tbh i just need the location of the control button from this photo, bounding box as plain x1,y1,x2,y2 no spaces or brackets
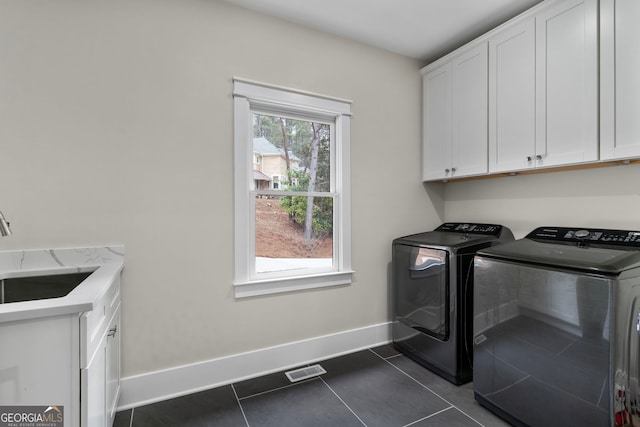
574,230,590,238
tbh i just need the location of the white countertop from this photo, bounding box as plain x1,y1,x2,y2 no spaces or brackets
0,246,124,323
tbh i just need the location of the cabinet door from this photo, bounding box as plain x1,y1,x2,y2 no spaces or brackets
451,42,488,178
535,0,598,167
601,0,640,160
106,306,121,427
82,334,106,427
488,18,536,173
423,62,452,181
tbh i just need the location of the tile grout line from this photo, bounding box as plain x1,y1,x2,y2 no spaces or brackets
369,347,452,404
236,376,320,401
457,408,488,427
319,376,367,427
402,406,457,427
384,352,404,360
231,383,251,427
369,348,491,426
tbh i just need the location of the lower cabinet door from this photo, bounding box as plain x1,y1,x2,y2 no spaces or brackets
106,306,121,427
81,334,107,427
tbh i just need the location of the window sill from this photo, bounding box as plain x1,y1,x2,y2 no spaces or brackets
233,270,354,298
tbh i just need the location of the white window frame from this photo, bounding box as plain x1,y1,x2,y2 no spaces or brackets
233,78,353,298
271,174,284,190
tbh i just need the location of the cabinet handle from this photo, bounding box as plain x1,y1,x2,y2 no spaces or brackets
527,156,533,161
536,154,542,160
445,168,450,173
451,167,456,172
107,326,118,338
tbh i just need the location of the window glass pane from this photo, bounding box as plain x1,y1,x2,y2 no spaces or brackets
255,195,333,273
253,114,331,192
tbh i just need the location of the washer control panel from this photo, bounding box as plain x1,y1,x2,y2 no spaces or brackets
527,227,640,247
435,223,503,235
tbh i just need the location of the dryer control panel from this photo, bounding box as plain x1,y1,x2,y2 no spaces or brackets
527,226,640,247
435,223,504,235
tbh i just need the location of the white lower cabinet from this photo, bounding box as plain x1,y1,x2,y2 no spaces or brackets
0,315,81,426
105,309,121,427
81,276,121,427
600,0,640,160
0,273,121,427
82,304,120,427
83,338,107,427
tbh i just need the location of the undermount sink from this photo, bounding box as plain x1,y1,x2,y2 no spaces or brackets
0,272,93,304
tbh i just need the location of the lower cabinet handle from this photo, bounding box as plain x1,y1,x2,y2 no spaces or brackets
536,154,542,160
445,168,450,173
451,167,456,172
527,156,533,161
108,326,118,338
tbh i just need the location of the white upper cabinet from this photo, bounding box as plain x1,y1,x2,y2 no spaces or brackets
535,0,598,168
488,0,598,174
451,44,489,178
423,62,452,181
423,0,603,181
423,43,488,181
601,0,640,160
488,18,536,173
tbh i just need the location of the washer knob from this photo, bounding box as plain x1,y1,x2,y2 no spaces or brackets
574,229,590,238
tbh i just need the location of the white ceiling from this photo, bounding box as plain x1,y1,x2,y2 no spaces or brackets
224,0,544,62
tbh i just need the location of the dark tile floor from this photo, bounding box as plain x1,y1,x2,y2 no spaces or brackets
114,345,510,427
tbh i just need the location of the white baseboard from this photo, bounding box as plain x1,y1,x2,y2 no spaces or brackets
118,321,392,410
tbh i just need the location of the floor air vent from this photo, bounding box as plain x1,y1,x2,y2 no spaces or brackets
285,364,327,383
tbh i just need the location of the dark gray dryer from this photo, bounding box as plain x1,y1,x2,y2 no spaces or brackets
474,226,640,427
392,223,514,385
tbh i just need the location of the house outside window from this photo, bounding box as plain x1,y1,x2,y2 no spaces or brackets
233,79,353,298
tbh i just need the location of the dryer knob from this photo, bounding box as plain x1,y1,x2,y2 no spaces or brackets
575,229,590,239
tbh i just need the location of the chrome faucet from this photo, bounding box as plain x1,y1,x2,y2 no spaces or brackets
0,211,12,236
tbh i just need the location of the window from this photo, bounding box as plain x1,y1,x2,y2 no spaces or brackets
233,79,353,298
272,176,280,190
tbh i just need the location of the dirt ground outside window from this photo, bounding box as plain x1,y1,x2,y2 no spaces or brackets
255,197,332,258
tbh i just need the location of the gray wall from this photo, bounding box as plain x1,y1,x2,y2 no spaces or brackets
0,0,438,377
442,165,640,239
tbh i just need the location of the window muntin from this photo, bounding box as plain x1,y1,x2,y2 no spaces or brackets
233,79,352,298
